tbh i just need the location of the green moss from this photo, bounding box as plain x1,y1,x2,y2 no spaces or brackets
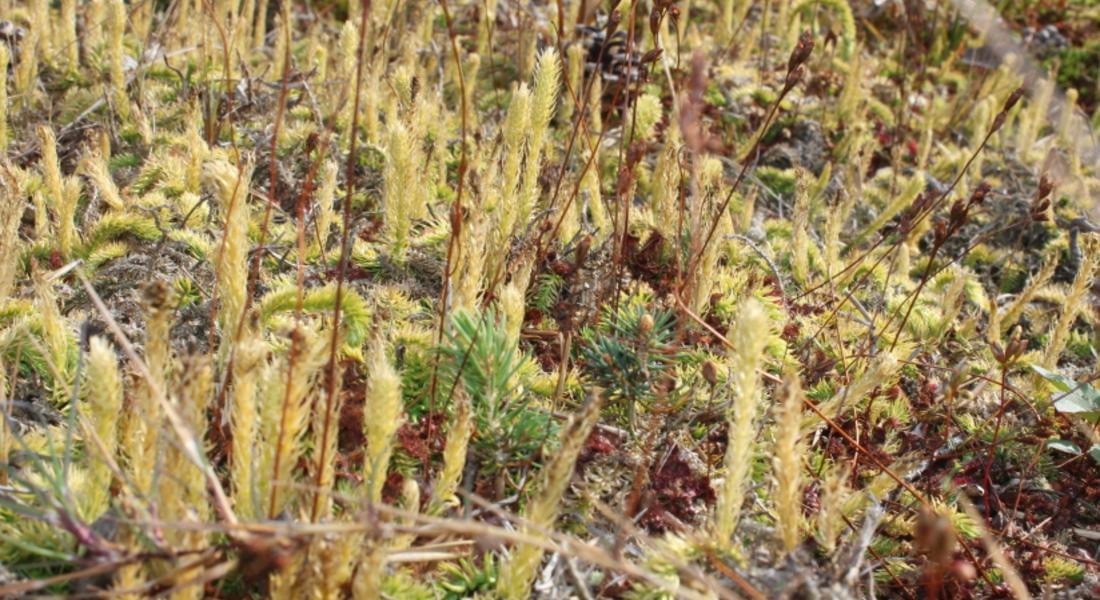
963,244,996,269
998,263,1028,293
1067,330,1095,362
259,282,371,347
704,82,728,108
118,129,144,145
1044,556,1085,583
755,166,798,197
1054,42,1099,108
79,213,161,256
108,152,142,171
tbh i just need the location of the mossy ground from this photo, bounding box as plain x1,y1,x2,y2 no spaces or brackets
1,0,1099,598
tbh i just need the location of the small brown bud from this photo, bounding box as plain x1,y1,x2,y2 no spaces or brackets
640,47,663,65
1037,175,1054,199
638,313,655,335
574,235,592,268
933,219,949,245
968,181,992,206
1006,327,1025,361
701,360,718,387
990,342,1005,363
1008,338,1028,361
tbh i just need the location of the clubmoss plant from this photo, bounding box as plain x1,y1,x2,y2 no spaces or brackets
132,0,153,44
451,211,488,312
0,165,22,299
36,126,76,257
811,352,900,429
499,282,525,352
14,28,40,102
252,0,269,50
261,328,330,518
1016,78,1054,164
713,298,772,548
30,0,51,63
259,282,371,346
1,2,1099,597
310,362,343,521
383,120,424,260
0,358,6,486
935,267,969,340
107,0,129,120
32,273,76,395
134,282,173,496
774,370,805,555
352,543,385,600
113,553,143,599
1043,235,1099,368
495,84,531,237
856,173,925,247
392,477,420,551
81,148,126,212
81,336,122,521
719,0,753,46
58,0,78,70
816,463,851,553
313,160,339,255
272,6,290,94
992,249,1058,341
651,141,680,242
496,391,604,600
205,158,253,360
516,48,560,235
165,356,213,565
1058,89,1079,144
363,338,403,504
0,44,8,151
791,172,812,284
229,333,266,520
428,386,471,515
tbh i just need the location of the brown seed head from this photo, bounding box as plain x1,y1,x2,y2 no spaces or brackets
788,30,814,73
1002,86,1026,113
